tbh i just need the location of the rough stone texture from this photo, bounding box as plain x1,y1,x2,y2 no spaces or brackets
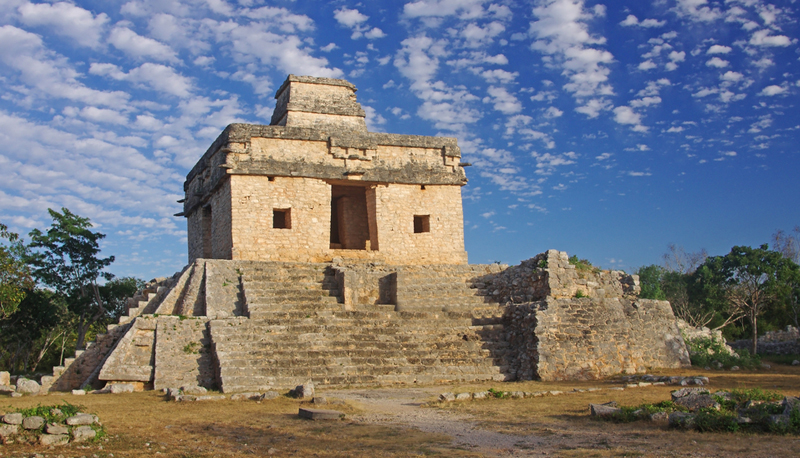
589,403,621,417
15,377,40,394
46,423,68,435
153,317,216,390
66,414,96,426
71,425,96,442
294,381,315,399
181,385,208,395
480,250,690,381
0,371,8,386
2,413,22,425
109,383,135,394
675,394,720,412
0,424,17,438
298,408,344,420
22,416,45,430
40,433,69,446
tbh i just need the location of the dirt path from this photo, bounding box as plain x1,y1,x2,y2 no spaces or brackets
324,387,557,456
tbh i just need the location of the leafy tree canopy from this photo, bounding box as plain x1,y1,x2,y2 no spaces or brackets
0,223,34,319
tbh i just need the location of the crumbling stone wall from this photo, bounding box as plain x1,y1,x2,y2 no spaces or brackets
479,250,689,381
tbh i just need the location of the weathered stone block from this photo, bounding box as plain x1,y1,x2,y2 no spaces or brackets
15,377,40,394
46,423,69,435
22,416,44,430
2,413,22,425
40,433,69,446
298,408,344,420
71,425,96,442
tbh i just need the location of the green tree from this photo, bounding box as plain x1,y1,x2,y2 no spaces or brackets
0,289,68,372
100,276,146,321
636,264,666,300
0,223,34,319
26,208,115,350
695,244,799,354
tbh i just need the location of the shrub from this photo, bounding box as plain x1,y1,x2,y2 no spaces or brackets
684,335,761,369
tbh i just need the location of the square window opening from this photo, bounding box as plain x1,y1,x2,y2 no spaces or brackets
273,208,291,229
268,176,275,182
413,215,430,234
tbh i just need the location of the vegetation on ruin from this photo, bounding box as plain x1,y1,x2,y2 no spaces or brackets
0,209,142,374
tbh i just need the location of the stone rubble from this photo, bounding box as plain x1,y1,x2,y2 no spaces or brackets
0,409,102,446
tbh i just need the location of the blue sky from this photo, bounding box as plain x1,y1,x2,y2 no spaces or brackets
0,0,798,280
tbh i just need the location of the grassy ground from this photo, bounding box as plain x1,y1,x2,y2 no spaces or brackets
1,363,799,457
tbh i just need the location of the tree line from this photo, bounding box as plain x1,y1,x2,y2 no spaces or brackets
636,228,800,355
0,208,143,374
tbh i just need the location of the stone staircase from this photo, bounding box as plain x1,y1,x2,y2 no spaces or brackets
210,262,511,392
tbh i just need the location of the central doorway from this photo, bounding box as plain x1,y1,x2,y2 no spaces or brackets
330,184,373,250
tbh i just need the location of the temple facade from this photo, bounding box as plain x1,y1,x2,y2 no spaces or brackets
181,75,469,265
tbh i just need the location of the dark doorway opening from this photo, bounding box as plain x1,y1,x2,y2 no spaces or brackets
330,185,372,250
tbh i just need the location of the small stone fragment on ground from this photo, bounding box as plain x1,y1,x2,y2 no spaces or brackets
298,408,344,420
109,383,135,394
589,402,620,417
455,392,472,401
181,385,208,395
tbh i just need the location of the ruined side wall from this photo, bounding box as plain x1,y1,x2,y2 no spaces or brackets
489,250,689,381
154,317,216,390
229,175,331,262
522,298,688,381
374,184,468,265
187,211,203,263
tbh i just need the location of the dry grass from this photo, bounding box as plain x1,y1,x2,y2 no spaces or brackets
0,392,473,457
434,365,800,457
1,365,799,457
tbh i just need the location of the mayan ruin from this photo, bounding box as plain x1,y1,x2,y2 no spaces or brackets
34,75,690,395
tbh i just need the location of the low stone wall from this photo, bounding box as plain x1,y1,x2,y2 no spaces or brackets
730,326,800,355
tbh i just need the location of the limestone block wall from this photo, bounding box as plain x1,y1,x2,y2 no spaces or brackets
154,317,215,390
373,184,467,265
229,175,331,262
504,297,690,381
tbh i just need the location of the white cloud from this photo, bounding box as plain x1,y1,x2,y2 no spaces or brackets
759,85,786,96
333,8,368,27
109,27,178,62
18,1,109,48
529,0,615,109
666,126,684,133
544,106,563,118
0,25,129,107
404,0,487,19
706,57,729,68
753,57,774,69
532,151,577,175
749,29,791,47
674,0,723,22
484,86,522,114
613,105,647,131
620,15,665,28
638,60,657,71
720,71,743,82
479,69,518,83
627,171,652,177
707,44,732,54
90,62,193,98
630,96,661,108
575,98,611,118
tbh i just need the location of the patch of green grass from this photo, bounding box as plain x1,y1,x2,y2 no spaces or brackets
16,402,83,423
685,336,762,369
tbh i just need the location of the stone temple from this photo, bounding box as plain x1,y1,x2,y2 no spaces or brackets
41,75,690,394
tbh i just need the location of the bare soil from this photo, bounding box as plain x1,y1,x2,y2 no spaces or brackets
2,364,800,457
